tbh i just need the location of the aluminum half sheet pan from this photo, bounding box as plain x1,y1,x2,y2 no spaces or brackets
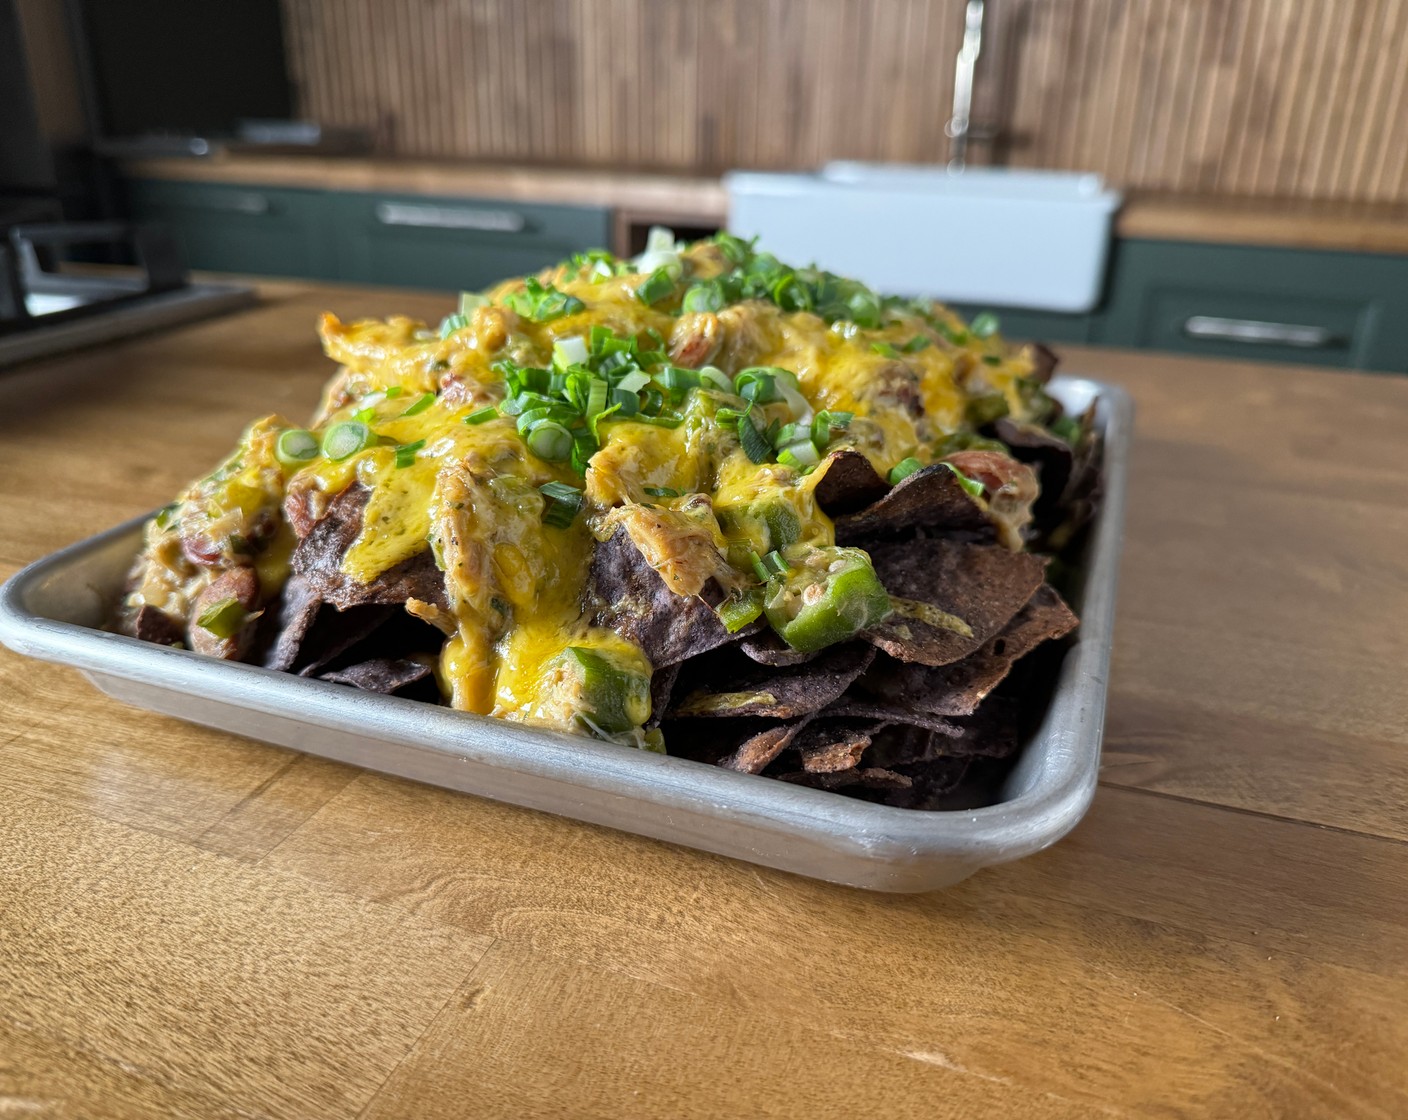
0,377,1130,892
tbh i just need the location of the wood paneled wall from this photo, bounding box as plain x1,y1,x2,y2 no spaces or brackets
280,0,1408,203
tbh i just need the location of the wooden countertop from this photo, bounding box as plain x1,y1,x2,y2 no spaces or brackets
2,284,1407,1117
125,154,1408,255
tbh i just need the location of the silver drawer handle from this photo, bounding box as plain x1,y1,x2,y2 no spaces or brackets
1183,315,1336,348
192,192,270,215
374,202,527,233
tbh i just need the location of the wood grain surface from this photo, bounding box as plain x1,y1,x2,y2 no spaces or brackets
2,283,1407,1118
277,0,1408,204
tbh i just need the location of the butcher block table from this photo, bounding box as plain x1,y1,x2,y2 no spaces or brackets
2,281,1405,1119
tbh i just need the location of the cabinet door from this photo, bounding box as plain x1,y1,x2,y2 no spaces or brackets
1095,240,1408,372
124,180,335,278
331,192,612,292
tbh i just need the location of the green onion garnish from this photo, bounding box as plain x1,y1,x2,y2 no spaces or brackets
352,406,376,424
154,502,180,531
761,550,790,577
440,313,469,338
747,550,771,582
195,597,248,640
553,336,590,369
778,440,820,467
636,266,678,305
322,421,373,462
504,278,585,322
901,336,931,353
698,366,733,394
970,312,1001,339
942,461,987,499
540,481,585,528
888,457,924,485
733,368,778,403
385,386,405,398
643,486,680,498
871,342,901,358
275,428,320,470
465,406,498,425
982,353,1002,365
682,281,725,314
401,391,436,417
737,414,772,464
526,421,574,461
394,439,426,469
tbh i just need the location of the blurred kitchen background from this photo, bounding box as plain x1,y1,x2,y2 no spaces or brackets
4,0,1407,370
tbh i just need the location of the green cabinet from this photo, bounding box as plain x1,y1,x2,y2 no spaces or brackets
125,176,1408,371
1093,240,1408,373
125,179,337,279
946,304,1097,346
329,191,611,292
124,179,611,294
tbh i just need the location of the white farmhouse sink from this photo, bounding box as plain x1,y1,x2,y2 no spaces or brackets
725,165,1121,313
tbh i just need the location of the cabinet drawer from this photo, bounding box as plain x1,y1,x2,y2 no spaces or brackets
124,180,335,278
1096,240,1408,371
331,192,611,292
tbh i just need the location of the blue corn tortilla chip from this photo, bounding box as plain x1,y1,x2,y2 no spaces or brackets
833,463,994,545
319,656,436,696
588,526,760,669
671,643,874,720
292,484,448,612
861,583,1077,717
863,538,1047,667
812,449,890,517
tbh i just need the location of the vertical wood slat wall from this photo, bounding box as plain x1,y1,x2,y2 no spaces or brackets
280,0,1408,204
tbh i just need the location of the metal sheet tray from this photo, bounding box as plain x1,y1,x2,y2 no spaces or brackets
0,377,1130,892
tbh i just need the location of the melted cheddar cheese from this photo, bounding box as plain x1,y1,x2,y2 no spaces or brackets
121,235,1049,744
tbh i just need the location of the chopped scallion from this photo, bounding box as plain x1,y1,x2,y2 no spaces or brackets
401,391,436,417
526,421,574,461
322,421,373,462
737,414,772,464
635,266,678,305
761,550,790,577
553,335,590,369
439,313,469,338
888,457,924,485
942,461,987,499
539,481,585,528
465,406,499,425
275,428,320,470
970,312,1001,338
394,439,426,469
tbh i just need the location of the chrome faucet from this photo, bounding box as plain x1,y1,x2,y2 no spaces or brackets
946,0,988,169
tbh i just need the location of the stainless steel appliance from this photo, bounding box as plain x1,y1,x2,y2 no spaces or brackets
0,216,253,368
1,0,253,368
